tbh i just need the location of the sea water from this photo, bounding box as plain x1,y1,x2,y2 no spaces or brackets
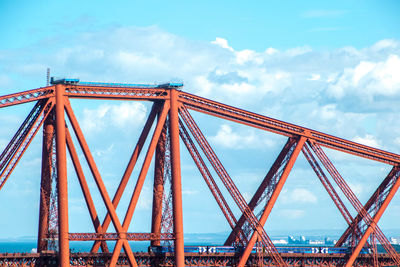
0,241,150,253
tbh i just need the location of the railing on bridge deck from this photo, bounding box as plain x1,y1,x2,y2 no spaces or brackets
0,252,396,266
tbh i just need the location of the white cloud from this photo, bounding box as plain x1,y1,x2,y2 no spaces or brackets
2,25,400,234
94,143,115,157
137,186,153,210
328,54,400,99
308,74,321,81
347,182,364,197
1,28,393,153
209,124,249,149
279,209,305,219
236,49,263,65
285,46,312,57
371,39,399,51
352,135,380,148
265,47,279,55
209,124,275,149
211,37,234,52
352,61,375,86
81,102,147,134
281,188,318,204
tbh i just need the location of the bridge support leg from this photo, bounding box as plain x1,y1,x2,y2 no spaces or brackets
90,104,158,253
336,166,398,247
55,84,69,266
345,169,400,267
225,138,294,245
237,136,306,267
169,89,185,267
151,120,167,246
66,128,108,252
37,110,54,252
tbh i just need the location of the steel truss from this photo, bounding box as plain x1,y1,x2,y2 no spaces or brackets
1,83,400,266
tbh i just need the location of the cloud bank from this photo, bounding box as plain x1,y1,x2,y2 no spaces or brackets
1,26,399,154
1,26,400,233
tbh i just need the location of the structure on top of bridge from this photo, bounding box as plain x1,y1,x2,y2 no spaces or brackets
0,78,400,267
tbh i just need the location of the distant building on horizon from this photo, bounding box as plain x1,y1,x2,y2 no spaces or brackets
288,236,309,245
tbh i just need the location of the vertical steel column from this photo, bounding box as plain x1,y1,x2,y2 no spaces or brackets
151,119,167,246
169,89,185,267
55,85,69,266
37,110,54,252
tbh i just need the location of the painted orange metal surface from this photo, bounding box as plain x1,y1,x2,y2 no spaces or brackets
151,117,167,247
37,112,55,252
66,128,109,253
225,138,296,246
336,166,400,247
91,103,158,253
55,85,69,267
179,120,240,240
169,89,185,267
237,137,306,267
1,83,400,266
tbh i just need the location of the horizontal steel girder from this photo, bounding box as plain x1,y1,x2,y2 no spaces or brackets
68,232,175,241
0,252,396,266
1,85,400,164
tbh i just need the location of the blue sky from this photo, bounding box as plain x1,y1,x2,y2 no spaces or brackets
0,0,400,243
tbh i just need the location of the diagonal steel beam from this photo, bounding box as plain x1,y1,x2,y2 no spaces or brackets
109,101,169,267
237,136,306,267
0,98,54,191
345,166,400,267
91,102,159,252
309,141,400,266
121,101,170,230
179,105,287,267
65,127,108,253
302,143,361,239
64,99,137,267
336,166,399,247
225,137,296,246
0,100,47,169
302,142,370,249
179,119,243,243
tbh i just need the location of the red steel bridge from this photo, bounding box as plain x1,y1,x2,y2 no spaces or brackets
1,79,400,266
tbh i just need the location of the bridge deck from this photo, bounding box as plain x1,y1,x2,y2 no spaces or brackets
0,252,395,266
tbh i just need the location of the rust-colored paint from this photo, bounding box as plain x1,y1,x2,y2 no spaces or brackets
169,89,185,267
151,118,167,246
55,85,69,267
91,103,158,253
66,128,109,252
1,83,400,266
225,138,295,245
37,110,54,252
237,137,306,267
